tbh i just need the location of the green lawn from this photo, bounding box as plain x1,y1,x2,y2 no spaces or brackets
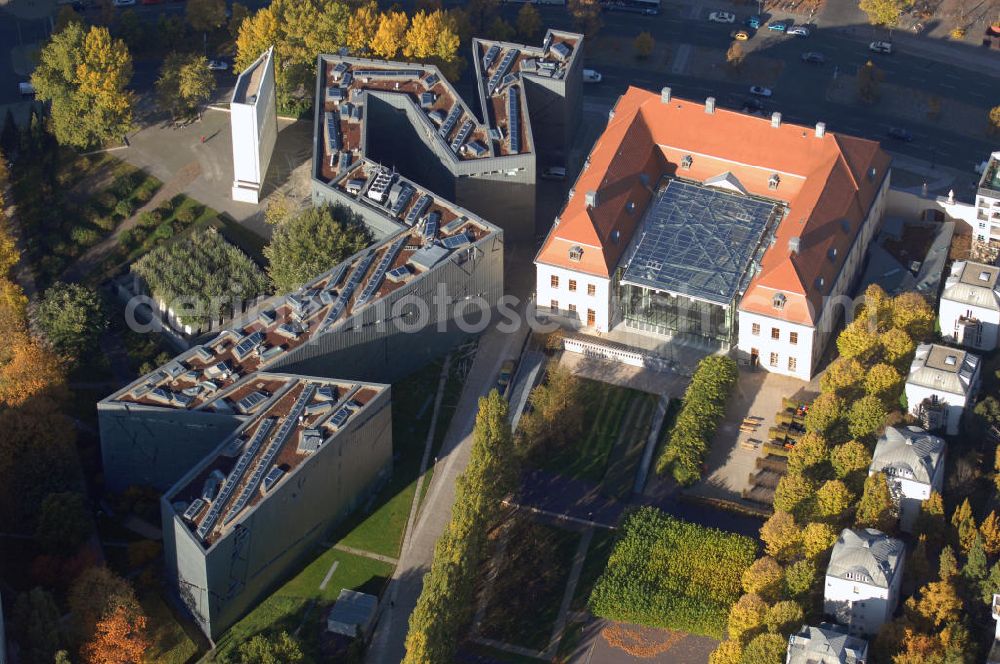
602,393,657,500
480,520,581,651
334,360,443,557
211,548,392,662
142,590,202,664
539,379,654,486
571,528,618,612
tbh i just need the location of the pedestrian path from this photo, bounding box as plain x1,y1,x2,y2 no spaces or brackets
542,527,595,659
331,544,398,566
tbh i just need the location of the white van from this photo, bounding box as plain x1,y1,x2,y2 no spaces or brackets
19,81,35,97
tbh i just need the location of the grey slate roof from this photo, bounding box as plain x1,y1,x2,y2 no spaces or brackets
827,528,903,589
870,425,945,486
941,261,1000,311
786,623,869,664
906,343,979,397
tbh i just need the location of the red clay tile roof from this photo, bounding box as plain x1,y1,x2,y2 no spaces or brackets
535,87,890,326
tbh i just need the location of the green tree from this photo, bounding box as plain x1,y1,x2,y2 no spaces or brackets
859,0,904,28
773,472,817,520
760,510,801,562
990,106,1000,135
864,363,902,404
515,3,541,41
114,9,145,51
234,631,303,664
982,561,1000,604
519,364,584,451
264,204,371,293
764,600,803,635
802,522,838,559
568,0,602,36
830,440,872,491
156,52,215,120
32,24,135,148
952,498,978,553
857,60,883,104
804,392,847,440
727,593,767,643
880,327,915,366
186,0,227,33
847,395,887,440
963,533,988,596
815,479,854,521
855,472,896,532
939,544,958,581
12,587,63,664
32,282,105,364
821,357,866,398
740,632,787,664
783,559,817,599
35,491,92,554
837,319,879,360
487,16,515,42
742,556,783,601
634,31,655,59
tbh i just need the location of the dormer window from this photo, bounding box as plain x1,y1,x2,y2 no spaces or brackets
611,230,620,244
868,167,877,182
827,247,838,262
772,293,786,310
815,277,825,290
569,245,583,262
768,173,780,190
681,155,693,170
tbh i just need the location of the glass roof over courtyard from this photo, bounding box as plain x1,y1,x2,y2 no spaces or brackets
620,178,784,305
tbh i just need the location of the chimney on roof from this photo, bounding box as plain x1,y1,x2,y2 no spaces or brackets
815,122,826,138
788,236,801,254
661,87,672,103
705,97,716,114
585,190,599,208
771,112,782,128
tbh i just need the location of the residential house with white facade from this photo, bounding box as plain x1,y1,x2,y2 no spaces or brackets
786,623,868,664
869,425,945,533
939,261,1000,351
534,86,890,380
974,151,1000,246
904,343,980,436
824,528,904,636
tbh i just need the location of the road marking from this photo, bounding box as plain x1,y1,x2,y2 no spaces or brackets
319,560,339,591
671,44,692,75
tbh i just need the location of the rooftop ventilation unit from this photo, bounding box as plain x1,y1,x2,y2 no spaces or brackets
661,87,672,103
788,236,801,254
771,112,782,128
705,97,715,114
815,122,826,138
585,191,599,208
366,168,395,204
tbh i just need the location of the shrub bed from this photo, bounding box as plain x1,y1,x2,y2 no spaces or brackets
655,355,738,485
589,506,756,637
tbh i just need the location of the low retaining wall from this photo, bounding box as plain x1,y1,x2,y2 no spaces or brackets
562,334,676,373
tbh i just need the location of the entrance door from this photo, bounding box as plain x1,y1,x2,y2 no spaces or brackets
750,348,760,368
587,309,596,326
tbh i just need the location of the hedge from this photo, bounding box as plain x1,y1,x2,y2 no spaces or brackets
588,507,756,637
656,355,738,485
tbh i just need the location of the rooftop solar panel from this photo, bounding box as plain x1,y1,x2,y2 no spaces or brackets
353,69,420,79
439,105,462,139
450,119,474,153
482,44,501,72
319,252,376,332
355,236,407,308
389,183,415,217
404,194,433,226
488,49,519,94
441,232,471,249
620,179,781,305
507,86,521,153
424,73,439,87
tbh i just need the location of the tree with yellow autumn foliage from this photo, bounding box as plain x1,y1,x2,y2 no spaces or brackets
346,1,379,53
370,11,409,59
82,605,150,664
403,9,460,64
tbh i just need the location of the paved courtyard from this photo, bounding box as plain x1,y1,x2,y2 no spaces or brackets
559,352,691,397
683,369,818,507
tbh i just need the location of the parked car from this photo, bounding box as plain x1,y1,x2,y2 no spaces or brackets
731,29,750,41
708,11,736,23
767,21,788,32
749,85,773,97
887,127,913,142
496,360,516,397
869,40,893,54
541,166,567,180
800,51,825,64
207,60,229,71
18,81,35,97
582,68,602,83
787,25,811,36
746,14,763,28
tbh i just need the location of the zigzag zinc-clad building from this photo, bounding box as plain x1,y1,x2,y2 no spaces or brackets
310,30,583,242
161,373,391,639
99,207,502,493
